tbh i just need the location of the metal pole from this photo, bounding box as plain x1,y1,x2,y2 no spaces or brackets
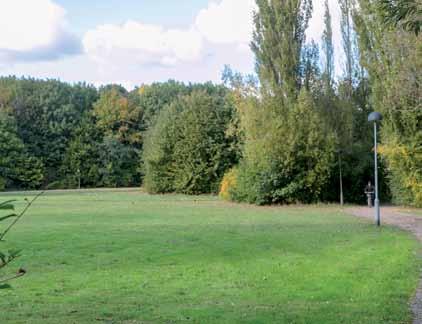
77,169,81,190
374,122,380,226
339,153,344,206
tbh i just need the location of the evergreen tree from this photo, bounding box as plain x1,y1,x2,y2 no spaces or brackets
60,115,103,188
144,89,237,194
0,111,43,190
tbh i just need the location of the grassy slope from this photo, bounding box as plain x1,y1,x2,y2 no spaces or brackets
0,190,420,323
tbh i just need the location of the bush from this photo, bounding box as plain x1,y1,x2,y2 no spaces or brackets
143,89,238,194
219,168,238,201
230,90,336,205
143,103,179,193
379,142,422,207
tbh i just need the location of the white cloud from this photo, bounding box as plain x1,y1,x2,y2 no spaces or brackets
92,79,136,91
1,0,347,85
195,0,256,44
307,0,342,44
82,0,257,69
83,21,203,67
0,0,80,62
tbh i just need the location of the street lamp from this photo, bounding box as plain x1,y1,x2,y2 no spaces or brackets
368,112,383,226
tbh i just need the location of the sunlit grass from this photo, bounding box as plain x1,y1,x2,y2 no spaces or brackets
0,190,419,323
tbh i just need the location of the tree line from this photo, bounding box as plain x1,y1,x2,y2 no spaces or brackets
0,79,227,190
0,0,420,207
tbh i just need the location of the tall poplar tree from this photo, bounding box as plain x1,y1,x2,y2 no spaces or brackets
226,0,336,205
340,0,354,92
322,0,334,91
252,0,313,104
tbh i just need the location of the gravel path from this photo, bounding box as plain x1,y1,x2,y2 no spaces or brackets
347,206,422,324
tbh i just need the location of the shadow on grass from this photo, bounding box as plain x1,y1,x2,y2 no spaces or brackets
0,283,12,289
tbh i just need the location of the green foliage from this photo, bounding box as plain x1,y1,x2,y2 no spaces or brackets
144,89,238,194
300,41,321,92
232,90,336,205
354,0,422,206
0,77,98,186
0,78,204,190
59,122,101,189
89,86,144,187
339,0,355,89
135,80,190,129
0,111,43,190
379,0,421,35
379,139,422,207
252,0,313,103
93,86,142,145
97,136,141,188
231,2,336,205
322,0,334,90
143,103,180,193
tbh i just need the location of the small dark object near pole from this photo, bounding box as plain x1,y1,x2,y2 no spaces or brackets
368,112,383,226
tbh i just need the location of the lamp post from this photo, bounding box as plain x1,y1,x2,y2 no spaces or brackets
368,112,383,226
76,168,81,190
338,149,344,206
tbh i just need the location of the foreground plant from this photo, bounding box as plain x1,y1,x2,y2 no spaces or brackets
0,192,43,284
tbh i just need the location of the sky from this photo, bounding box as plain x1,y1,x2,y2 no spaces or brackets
0,0,342,90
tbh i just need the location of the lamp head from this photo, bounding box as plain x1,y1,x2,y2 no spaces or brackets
368,112,383,122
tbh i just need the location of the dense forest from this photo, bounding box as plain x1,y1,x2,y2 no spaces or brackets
0,0,420,206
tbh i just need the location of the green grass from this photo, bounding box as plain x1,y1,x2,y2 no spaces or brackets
0,190,420,323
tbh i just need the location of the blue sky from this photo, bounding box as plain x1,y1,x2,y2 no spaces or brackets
55,0,211,33
0,0,342,90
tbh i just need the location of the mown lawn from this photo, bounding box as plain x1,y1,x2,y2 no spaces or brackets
0,190,420,323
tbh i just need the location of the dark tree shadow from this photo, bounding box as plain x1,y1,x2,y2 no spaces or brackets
0,284,12,290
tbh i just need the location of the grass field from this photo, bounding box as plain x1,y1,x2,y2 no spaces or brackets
0,190,420,323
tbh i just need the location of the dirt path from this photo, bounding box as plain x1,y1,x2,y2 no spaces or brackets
347,207,422,324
